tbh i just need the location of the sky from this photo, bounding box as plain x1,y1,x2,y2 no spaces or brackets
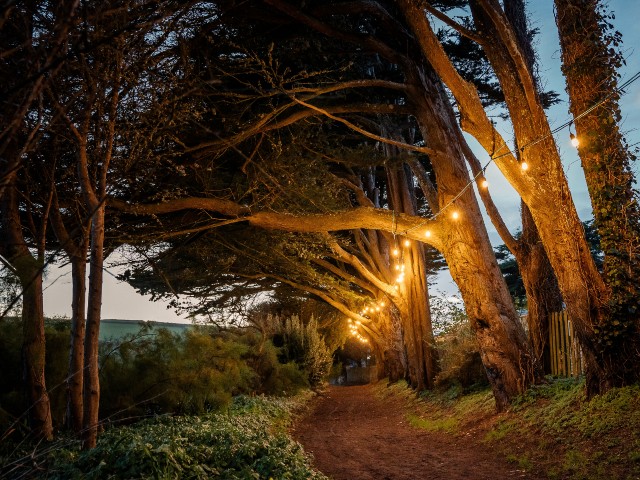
41,0,640,322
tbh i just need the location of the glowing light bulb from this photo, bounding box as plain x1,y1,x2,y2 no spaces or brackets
356,320,361,325
392,248,399,257
348,319,352,323
395,264,400,271
424,230,431,238
403,239,410,247
452,211,460,220
379,301,385,307
481,179,489,188
521,161,529,171
394,285,399,290
375,306,380,311
570,132,579,147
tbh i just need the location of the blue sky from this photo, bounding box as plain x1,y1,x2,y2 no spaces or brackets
43,1,640,321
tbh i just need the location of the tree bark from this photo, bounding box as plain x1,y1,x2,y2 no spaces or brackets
398,0,612,394
82,203,105,449
1,184,53,440
67,253,88,433
555,0,640,390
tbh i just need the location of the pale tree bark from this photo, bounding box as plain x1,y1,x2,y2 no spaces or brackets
555,0,640,390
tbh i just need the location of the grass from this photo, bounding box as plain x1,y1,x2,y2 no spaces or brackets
379,377,640,480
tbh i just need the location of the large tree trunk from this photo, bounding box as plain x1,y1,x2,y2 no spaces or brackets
1,185,53,440
399,0,616,395
386,164,438,390
82,204,105,449
407,66,539,410
555,0,640,390
505,0,564,373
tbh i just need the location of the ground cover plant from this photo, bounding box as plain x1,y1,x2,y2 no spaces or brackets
2,394,326,479
379,379,640,479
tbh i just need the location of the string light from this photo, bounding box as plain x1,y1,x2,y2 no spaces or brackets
379,301,385,307
392,248,400,257
481,179,489,188
570,132,579,148
424,230,431,238
399,69,640,238
451,210,460,220
403,239,410,247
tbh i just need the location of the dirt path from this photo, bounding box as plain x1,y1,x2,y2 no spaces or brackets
293,384,540,480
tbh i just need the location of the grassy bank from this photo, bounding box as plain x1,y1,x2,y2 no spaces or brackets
378,378,640,480
1,394,326,479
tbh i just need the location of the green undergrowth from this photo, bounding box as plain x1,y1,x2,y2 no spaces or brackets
2,393,326,480
379,378,640,480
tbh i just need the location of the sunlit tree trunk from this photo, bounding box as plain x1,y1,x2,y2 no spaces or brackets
407,65,539,409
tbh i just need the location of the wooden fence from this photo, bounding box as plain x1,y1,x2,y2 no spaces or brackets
549,311,584,377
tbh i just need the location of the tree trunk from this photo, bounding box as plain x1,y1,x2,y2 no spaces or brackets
555,0,640,391
386,164,438,390
82,204,105,449
407,66,539,410
1,185,53,440
519,204,563,373
504,0,564,374
67,253,88,433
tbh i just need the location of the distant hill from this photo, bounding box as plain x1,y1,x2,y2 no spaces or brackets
99,319,192,340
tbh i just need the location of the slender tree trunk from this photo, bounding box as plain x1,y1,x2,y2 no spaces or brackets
67,252,87,433
555,0,640,391
82,204,105,449
1,185,53,440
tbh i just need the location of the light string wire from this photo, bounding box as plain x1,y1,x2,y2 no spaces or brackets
403,69,640,235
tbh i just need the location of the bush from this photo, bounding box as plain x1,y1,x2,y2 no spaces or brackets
269,314,333,387
434,322,487,390
47,395,326,480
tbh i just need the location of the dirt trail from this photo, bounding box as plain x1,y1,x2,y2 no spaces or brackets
293,384,540,480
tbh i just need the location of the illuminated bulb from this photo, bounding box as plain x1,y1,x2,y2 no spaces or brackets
403,239,410,247
481,179,489,189
356,320,361,325
401,264,405,272
452,211,460,220
424,230,431,238
521,161,529,171
375,306,380,311
395,264,400,271
394,285,399,290
348,319,352,323
392,248,400,257
379,301,385,307
570,132,579,147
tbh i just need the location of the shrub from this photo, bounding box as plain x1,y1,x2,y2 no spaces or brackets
47,395,326,480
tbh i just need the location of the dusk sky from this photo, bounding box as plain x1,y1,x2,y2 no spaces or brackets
42,0,640,322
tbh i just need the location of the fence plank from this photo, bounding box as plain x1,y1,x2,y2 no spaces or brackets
546,310,584,377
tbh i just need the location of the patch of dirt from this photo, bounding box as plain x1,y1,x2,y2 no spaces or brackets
293,384,541,480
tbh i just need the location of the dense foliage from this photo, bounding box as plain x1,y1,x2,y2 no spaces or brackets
0,313,333,436
2,395,326,480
